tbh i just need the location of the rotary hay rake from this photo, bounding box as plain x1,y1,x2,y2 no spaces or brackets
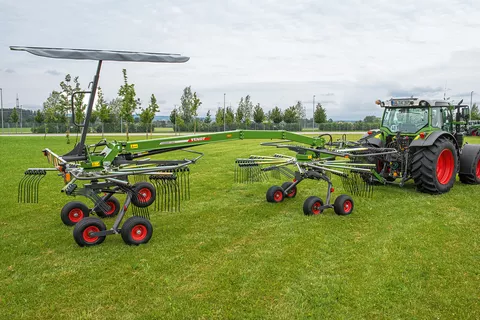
12,45,396,247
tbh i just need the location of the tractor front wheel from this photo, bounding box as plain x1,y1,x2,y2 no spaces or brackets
281,182,297,198
303,196,324,215
73,217,107,247
266,186,284,203
61,201,89,226
411,137,458,194
121,216,153,245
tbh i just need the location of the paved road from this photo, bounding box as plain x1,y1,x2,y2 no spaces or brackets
0,131,367,137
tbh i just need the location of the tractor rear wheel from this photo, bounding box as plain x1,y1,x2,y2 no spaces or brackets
73,217,107,247
281,182,297,198
61,201,89,226
411,137,458,194
266,186,284,203
95,195,120,218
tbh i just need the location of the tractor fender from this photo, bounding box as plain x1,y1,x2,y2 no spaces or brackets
409,131,459,150
459,144,480,175
359,131,383,147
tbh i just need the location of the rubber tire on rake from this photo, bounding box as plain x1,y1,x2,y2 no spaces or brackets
303,196,324,215
281,182,297,198
121,216,153,246
131,182,156,208
95,195,121,218
266,186,284,203
61,201,90,226
73,217,107,247
333,195,354,216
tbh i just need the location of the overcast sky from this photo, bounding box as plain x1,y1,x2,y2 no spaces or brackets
1,0,480,120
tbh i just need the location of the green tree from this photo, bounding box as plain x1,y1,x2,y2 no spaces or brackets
215,107,224,127
236,97,245,125
283,105,298,124
471,103,480,120
43,90,61,138
270,106,283,124
72,76,86,130
118,69,139,141
244,95,253,126
363,115,380,123
139,106,153,139
204,110,212,124
95,87,110,137
34,110,44,126
58,74,73,143
253,103,265,127
10,107,19,133
226,106,235,125
180,86,193,124
314,103,327,127
148,94,160,137
191,92,202,133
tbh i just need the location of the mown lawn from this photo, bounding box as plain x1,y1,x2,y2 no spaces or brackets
0,134,479,319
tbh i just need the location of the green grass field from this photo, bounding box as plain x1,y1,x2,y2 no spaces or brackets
1,134,479,319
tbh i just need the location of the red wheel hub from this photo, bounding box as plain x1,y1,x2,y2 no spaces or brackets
131,224,147,241
312,201,322,215
343,200,352,213
83,226,100,243
105,201,116,216
287,187,296,197
273,190,283,202
68,208,84,223
476,159,480,179
138,188,152,203
436,149,454,185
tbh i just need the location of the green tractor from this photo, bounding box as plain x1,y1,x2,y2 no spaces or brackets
359,97,480,194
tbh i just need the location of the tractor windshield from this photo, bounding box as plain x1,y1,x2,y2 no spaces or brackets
382,107,429,133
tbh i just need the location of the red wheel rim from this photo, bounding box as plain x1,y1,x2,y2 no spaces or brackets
138,188,152,203
288,187,296,197
476,159,480,179
343,200,352,213
273,190,283,202
105,201,116,216
312,201,322,215
131,224,147,241
68,208,84,223
436,149,454,185
83,226,100,243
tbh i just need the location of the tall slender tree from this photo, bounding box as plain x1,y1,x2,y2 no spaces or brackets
118,69,139,141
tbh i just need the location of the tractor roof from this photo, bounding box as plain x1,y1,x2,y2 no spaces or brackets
382,98,450,107
10,46,190,63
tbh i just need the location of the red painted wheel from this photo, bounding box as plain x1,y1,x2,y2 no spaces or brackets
303,196,324,215
281,182,297,198
266,186,284,203
73,217,107,247
334,195,354,216
61,201,89,226
436,149,454,185
476,159,480,179
121,216,153,245
131,182,156,208
95,195,120,218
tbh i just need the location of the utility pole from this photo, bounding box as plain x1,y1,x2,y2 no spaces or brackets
223,93,226,131
0,88,3,132
312,95,315,131
471,91,474,108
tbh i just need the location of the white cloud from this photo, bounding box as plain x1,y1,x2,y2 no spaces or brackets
1,0,480,119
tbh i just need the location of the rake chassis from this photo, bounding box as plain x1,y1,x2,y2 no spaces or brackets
13,46,386,247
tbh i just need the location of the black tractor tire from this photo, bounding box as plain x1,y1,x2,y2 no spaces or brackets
266,186,284,203
121,216,153,246
459,149,480,184
303,196,324,216
333,194,354,216
131,182,156,208
95,195,121,218
411,136,458,194
61,201,89,226
281,182,297,198
73,217,107,247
